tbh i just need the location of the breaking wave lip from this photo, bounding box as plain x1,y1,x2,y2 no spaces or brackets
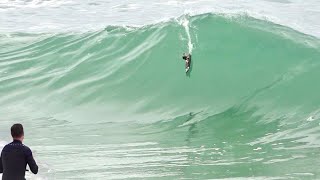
1,0,320,38
1,13,319,52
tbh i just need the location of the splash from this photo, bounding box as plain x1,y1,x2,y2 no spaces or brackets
181,17,193,54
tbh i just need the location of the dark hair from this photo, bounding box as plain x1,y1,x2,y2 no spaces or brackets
11,123,24,138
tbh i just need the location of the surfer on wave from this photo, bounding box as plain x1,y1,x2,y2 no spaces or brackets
182,53,191,73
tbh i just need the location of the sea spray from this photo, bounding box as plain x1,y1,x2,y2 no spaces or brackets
179,16,194,54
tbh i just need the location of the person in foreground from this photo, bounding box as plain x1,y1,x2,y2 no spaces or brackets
0,124,38,180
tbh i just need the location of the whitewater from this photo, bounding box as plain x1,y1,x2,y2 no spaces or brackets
1,0,320,179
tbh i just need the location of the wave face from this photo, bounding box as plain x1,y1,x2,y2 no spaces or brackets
1,14,320,179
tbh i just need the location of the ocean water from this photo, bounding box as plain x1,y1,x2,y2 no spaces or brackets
1,0,320,179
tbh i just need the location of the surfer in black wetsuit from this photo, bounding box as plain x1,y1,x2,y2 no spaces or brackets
0,123,38,180
182,53,191,73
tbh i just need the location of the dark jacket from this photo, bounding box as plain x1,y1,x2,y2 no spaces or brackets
0,140,38,180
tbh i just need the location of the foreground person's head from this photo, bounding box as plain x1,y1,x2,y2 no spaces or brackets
11,123,24,142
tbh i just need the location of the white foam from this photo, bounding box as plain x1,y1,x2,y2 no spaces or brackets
307,116,315,122
0,0,319,38
179,17,194,54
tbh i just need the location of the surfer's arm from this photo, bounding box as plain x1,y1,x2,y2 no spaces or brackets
25,148,38,174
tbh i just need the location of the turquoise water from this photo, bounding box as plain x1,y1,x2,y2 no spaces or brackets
1,1,320,179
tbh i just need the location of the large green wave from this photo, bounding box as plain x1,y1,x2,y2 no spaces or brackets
1,14,319,119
